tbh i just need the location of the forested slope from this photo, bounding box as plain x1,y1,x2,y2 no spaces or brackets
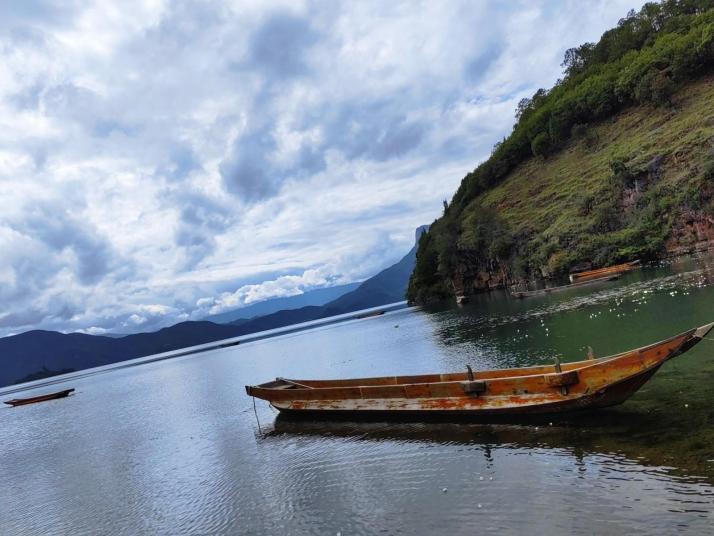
409,1,714,303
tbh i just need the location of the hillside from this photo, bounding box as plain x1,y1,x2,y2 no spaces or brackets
409,1,714,303
321,249,415,314
480,76,714,253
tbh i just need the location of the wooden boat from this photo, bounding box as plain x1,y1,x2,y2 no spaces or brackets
512,274,620,299
246,322,713,419
4,388,75,407
569,260,640,283
354,310,386,319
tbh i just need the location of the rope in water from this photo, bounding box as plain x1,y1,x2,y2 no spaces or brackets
252,395,262,434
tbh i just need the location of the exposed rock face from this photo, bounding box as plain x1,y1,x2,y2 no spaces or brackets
666,210,714,255
451,260,512,295
451,212,714,296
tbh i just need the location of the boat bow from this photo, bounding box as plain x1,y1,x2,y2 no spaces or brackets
676,321,714,355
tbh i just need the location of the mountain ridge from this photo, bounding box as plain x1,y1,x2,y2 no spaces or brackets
204,282,360,324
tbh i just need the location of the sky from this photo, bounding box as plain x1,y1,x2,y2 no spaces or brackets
0,0,644,337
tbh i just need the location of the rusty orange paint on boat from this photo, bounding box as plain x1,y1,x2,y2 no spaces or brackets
569,260,640,283
245,322,714,419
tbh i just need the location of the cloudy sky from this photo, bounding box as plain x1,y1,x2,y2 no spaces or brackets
0,0,643,337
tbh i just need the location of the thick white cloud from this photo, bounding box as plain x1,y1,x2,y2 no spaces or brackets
0,0,642,336
200,266,343,316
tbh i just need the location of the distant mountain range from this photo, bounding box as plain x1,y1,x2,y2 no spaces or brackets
204,282,360,324
0,227,426,387
221,238,420,334
0,321,243,388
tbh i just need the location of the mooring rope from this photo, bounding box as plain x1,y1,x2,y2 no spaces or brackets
252,396,262,434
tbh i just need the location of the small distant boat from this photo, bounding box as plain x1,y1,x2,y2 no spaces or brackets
512,274,620,299
4,388,75,407
354,310,386,319
569,260,640,283
246,322,713,419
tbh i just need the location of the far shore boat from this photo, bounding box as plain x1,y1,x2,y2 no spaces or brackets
511,274,621,299
4,388,75,407
246,322,713,420
569,260,640,283
354,310,386,319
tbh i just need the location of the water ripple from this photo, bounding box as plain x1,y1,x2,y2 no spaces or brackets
4,256,714,534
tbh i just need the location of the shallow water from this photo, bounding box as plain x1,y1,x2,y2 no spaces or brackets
2,254,714,534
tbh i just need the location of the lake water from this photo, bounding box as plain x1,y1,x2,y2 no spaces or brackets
2,254,714,535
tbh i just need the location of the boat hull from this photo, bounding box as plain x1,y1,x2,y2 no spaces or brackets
246,322,713,421
569,260,640,283
4,388,75,407
269,366,661,419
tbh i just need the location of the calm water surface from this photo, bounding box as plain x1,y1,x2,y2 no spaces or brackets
2,254,714,535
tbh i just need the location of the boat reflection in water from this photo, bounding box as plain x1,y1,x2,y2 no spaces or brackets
265,410,713,484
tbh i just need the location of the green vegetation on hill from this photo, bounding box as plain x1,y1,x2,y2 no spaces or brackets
409,0,714,303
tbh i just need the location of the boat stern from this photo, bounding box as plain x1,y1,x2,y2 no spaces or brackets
245,379,276,397
246,378,302,400
694,321,714,340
